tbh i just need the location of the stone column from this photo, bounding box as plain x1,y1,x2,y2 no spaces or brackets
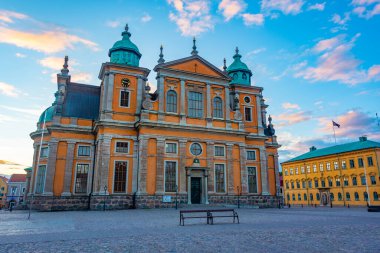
204,172,209,204
29,143,38,194
106,73,115,112
225,87,231,129
180,79,186,125
226,143,234,194
179,139,187,193
256,94,264,135
137,137,148,194
206,141,214,192
94,136,111,194
136,76,144,114
260,147,270,195
156,138,165,194
132,140,139,193
239,144,248,194
43,140,58,195
62,141,75,196
157,75,165,121
206,83,212,128
100,73,109,120
274,154,280,196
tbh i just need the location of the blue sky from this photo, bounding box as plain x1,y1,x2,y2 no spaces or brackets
0,0,379,172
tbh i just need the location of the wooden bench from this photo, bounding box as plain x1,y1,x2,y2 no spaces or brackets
179,209,239,226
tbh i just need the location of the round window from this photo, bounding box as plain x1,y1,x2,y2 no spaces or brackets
244,96,251,104
190,143,202,156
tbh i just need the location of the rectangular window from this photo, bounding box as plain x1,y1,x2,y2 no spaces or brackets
115,141,129,153
370,175,376,185
321,180,326,187
358,158,364,168
120,90,130,107
319,164,323,171
342,160,346,169
35,165,46,194
308,180,312,188
291,181,294,189
285,182,289,189
113,161,127,193
248,167,257,193
165,161,177,192
246,150,256,160
328,178,333,187
40,147,48,158
165,142,177,154
284,169,288,176
188,91,203,118
349,159,355,168
334,161,338,170
352,177,357,186
307,166,310,173
361,175,366,185
215,164,225,193
313,164,317,173
78,146,91,157
214,146,225,157
344,178,349,186
314,180,319,188
302,181,306,188
296,181,300,188
368,157,374,166
336,178,341,187
326,163,331,171
290,169,294,175
75,164,89,193
244,107,252,122
301,166,305,174
295,168,299,175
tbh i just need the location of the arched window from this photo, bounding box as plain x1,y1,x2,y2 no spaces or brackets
213,97,223,118
292,194,295,201
346,192,351,201
166,90,177,113
338,192,342,201
310,193,313,201
364,192,368,201
355,192,359,201
316,193,320,201
304,193,307,200
242,73,247,80
233,73,238,80
374,192,379,201
298,193,301,200
330,193,334,201
287,194,290,201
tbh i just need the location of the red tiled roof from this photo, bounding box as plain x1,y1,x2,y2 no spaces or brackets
9,174,26,182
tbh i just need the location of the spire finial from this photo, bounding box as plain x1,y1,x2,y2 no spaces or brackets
235,47,239,55
61,55,69,75
268,114,272,124
158,44,165,64
223,58,227,72
122,23,131,38
191,37,198,55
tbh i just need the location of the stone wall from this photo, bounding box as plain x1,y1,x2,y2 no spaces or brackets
27,194,281,211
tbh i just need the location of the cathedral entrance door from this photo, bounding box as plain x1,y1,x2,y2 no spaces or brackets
191,177,201,204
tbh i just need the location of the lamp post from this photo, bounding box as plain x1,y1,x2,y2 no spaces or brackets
103,185,107,211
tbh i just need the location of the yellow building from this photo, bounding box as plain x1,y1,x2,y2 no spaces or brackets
0,176,8,208
282,137,380,207
28,25,281,211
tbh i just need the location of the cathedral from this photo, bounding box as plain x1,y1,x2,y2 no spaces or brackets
28,25,281,210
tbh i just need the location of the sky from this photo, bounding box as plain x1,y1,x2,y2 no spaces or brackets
0,0,379,176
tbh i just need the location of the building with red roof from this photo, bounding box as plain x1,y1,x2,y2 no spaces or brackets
7,173,27,207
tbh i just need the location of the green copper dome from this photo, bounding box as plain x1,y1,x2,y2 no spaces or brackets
227,47,252,86
38,106,54,123
108,24,142,66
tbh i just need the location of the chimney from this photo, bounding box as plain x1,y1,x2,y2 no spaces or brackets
309,146,317,152
359,136,367,142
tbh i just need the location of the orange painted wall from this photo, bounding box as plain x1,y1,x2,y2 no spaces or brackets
167,59,221,77
146,138,157,194
232,144,241,194
53,141,67,196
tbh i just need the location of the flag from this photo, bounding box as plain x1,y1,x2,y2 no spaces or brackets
332,120,340,128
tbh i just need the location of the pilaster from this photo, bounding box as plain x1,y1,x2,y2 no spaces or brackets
155,138,165,194
256,94,264,135
206,83,212,128
136,76,144,114
180,79,186,125
132,141,139,192
62,141,75,196
158,75,165,121
226,143,234,193
179,139,187,193
260,147,270,195
206,141,214,192
225,87,231,129
274,154,280,196
239,144,248,194
43,140,59,195
137,137,148,194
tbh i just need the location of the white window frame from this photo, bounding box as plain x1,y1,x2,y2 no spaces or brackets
212,96,224,119
244,106,253,122
295,168,299,175
290,168,294,175
214,145,225,157
112,160,129,194
247,166,258,194
214,163,226,193
301,166,305,174
115,141,130,154
119,90,130,108
164,160,178,193
313,164,317,173
165,142,178,154
73,163,91,194
284,169,288,176
77,145,91,157
246,150,257,161
34,164,47,194
334,161,339,170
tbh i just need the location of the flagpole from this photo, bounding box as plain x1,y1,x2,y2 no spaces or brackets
332,121,337,145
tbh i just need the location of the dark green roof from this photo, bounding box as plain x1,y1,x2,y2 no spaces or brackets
38,106,54,123
284,138,380,163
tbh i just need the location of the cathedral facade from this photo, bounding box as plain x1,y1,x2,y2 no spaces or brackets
29,25,281,210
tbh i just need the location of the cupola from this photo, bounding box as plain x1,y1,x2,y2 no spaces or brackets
227,47,252,86
108,24,142,66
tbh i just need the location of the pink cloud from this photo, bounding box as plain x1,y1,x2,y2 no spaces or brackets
352,0,380,18
261,0,304,15
282,102,300,110
218,0,247,21
241,13,264,26
308,2,325,11
273,111,312,126
0,9,27,24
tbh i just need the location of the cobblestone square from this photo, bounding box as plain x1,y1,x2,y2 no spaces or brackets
1,207,379,253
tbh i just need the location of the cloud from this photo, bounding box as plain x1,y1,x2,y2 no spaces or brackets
0,82,21,97
241,13,264,26
15,52,26,58
273,111,312,126
0,105,41,116
261,0,305,15
331,13,350,25
0,9,28,24
71,72,92,83
352,0,380,18
141,13,152,23
0,113,16,123
246,47,266,57
318,109,380,139
106,20,121,28
218,0,247,21
39,56,77,70
167,0,214,36
282,102,300,110
308,2,325,11
295,33,380,85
